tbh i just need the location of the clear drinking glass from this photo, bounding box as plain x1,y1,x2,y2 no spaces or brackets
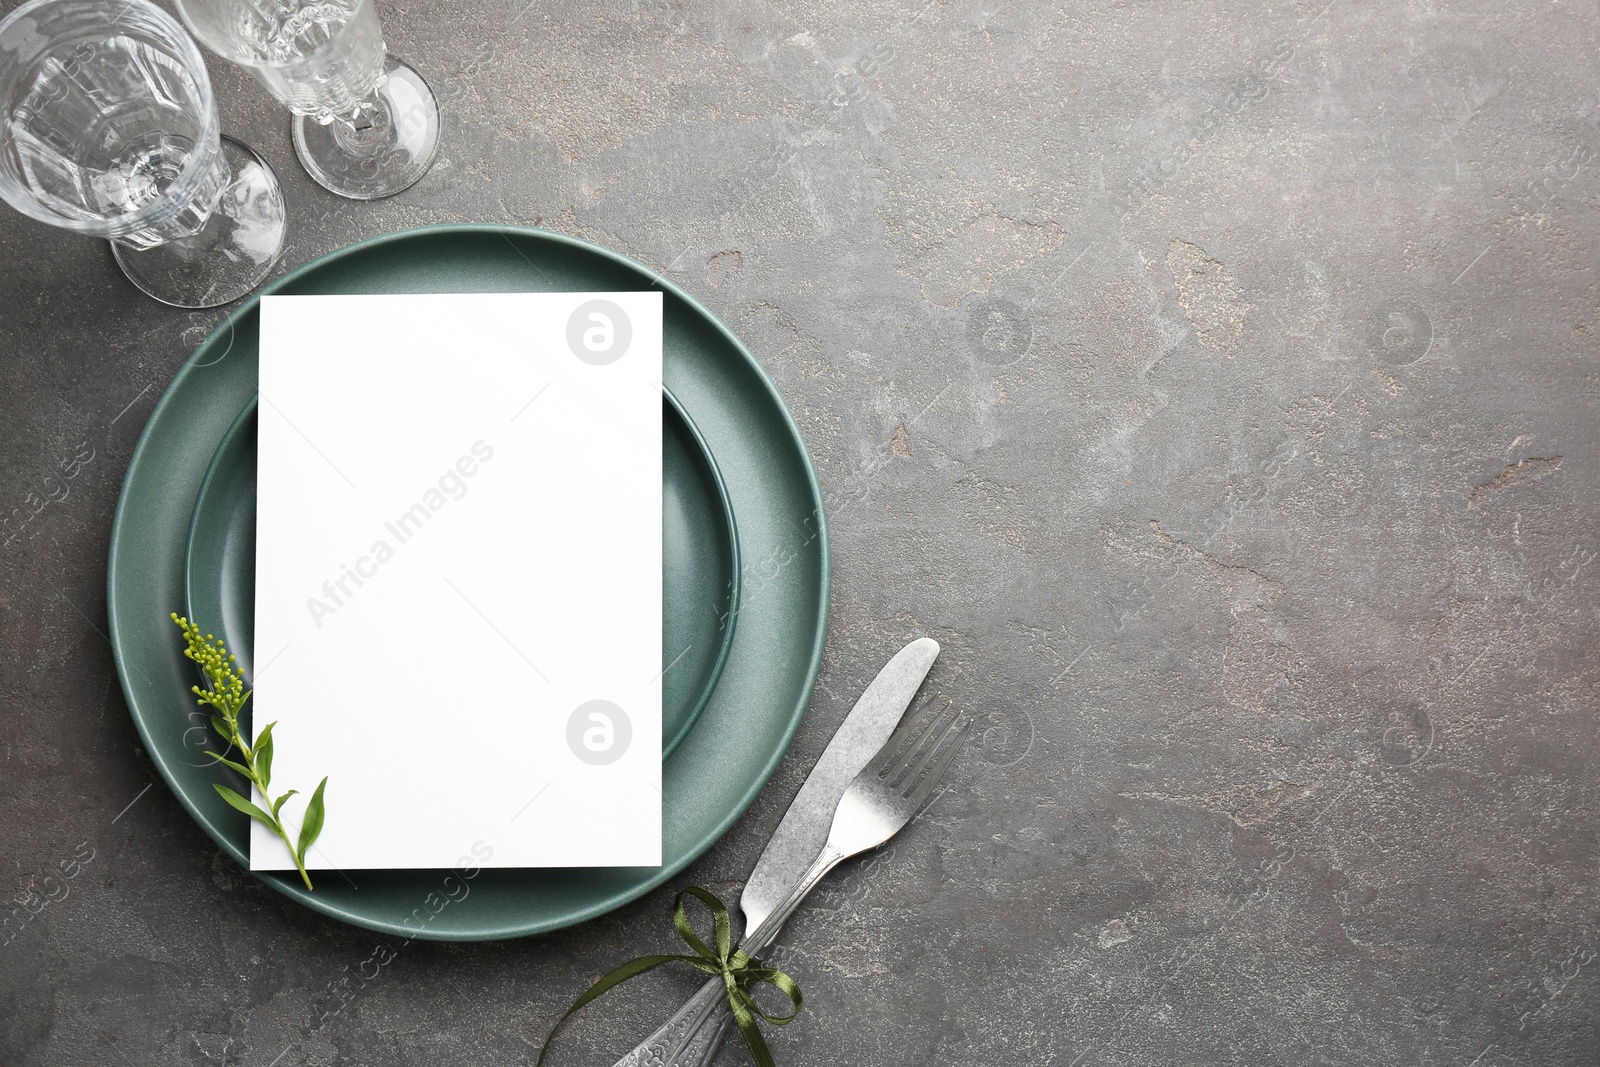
174,0,440,200
0,0,286,308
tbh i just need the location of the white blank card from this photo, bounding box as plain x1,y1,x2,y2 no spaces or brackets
251,292,662,870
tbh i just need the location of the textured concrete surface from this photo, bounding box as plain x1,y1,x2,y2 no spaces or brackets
3,0,1600,1064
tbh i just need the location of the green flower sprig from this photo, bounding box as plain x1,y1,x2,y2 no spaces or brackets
172,614,328,891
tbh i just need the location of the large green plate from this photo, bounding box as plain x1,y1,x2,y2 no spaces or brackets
107,225,830,940
184,391,739,761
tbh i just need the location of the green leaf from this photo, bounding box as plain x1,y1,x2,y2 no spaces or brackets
297,776,329,863
254,722,276,790
271,789,299,817
214,783,277,830
209,714,231,741
204,752,253,778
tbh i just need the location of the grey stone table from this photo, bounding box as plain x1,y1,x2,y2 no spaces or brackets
3,1,1598,1064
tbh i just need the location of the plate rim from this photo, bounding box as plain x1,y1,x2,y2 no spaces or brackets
107,223,830,939
178,386,742,763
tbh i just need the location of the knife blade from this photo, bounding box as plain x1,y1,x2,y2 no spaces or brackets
737,636,940,932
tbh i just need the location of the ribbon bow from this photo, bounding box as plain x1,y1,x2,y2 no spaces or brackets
536,886,803,1067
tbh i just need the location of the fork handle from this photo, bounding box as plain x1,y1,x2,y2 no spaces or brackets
610,842,847,1067
669,999,735,1067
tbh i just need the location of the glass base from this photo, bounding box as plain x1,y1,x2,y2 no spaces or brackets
111,136,286,309
292,55,441,200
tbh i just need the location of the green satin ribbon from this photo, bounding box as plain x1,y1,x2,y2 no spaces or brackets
536,886,803,1067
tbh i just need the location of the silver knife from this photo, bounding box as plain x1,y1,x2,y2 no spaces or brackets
612,637,941,1067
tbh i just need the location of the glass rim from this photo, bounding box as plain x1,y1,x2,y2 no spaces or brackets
172,0,379,74
0,0,224,240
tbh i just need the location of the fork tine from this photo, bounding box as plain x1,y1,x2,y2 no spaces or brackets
902,703,960,790
883,700,953,793
903,714,971,806
865,696,948,779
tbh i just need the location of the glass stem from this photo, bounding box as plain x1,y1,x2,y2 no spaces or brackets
327,94,393,157
338,99,384,135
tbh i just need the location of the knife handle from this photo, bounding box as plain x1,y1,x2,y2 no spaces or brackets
671,1001,734,1066
608,978,725,1067
610,843,847,1067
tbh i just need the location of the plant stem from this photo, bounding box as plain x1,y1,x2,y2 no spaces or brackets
286,835,314,891
173,615,321,892
231,718,314,891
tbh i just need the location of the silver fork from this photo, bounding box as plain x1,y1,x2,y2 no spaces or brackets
613,699,972,1067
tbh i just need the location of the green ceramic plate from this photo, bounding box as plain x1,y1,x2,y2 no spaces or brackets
108,225,830,940
184,390,739,761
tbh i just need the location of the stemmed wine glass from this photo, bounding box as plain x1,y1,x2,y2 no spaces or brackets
0,0,287,308
174,0,440,200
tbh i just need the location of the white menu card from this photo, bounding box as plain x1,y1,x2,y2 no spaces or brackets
251,292,663,870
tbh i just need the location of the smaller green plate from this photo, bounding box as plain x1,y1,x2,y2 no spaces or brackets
184,390,739,761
